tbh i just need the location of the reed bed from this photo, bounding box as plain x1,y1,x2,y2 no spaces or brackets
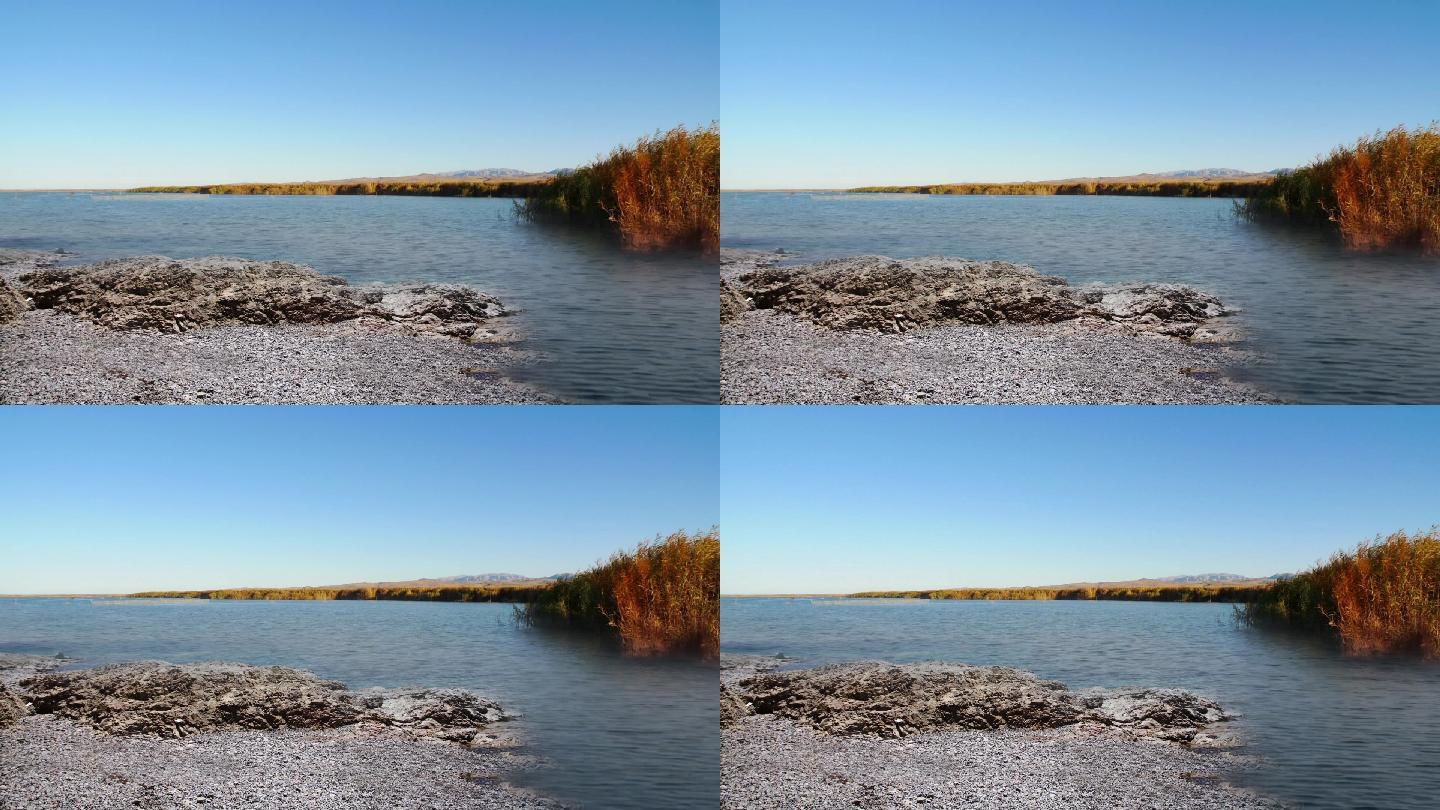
130,584,542,601
520,528,720,658
1242,528,1440,657
518,124,720,253
130,180,540,197
1240,124,1440,254
852,585,1265,602
850,180,1269,197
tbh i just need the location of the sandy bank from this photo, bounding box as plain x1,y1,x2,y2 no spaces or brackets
0,655,557,809
721,655,1279,809
0,250,555,404
721,249,1273,404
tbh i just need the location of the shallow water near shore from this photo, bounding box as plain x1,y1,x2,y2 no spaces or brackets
723,192,1440,403
0,192,718,403
722,597,1440,810
1,598,718,809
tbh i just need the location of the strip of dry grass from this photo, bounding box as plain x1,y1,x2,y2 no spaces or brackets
521,528,719,658
129,180,540,197
130,584,543,601
1240,124,1440,254
850,180,1270,197
1242,528,1440,657
518,124,719,253
852,585,1265,602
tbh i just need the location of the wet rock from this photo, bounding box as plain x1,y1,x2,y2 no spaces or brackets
16,256,507,339
735,255,1227,338
18,661,506,743
737,661,1227,741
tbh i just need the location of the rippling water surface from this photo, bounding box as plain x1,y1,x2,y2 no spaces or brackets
722,597,1440,809
723,192,1440,403
0,193,718,403
1,598,717,809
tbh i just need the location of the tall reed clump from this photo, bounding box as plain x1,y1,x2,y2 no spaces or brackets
521,528,719,658
1240,124,1440,255
518,124,719,253
1242,528,1440,657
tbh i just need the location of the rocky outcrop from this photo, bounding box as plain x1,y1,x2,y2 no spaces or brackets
721,684,753,728
0,275,27,322
734,256,1227,339
720,277,751,323
0,683,28,726
16,256,508,340
18,662,506,744
736,661,1227,743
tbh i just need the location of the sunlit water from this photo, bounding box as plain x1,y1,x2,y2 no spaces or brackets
722,192,1440,403
721,597,1440,809
0,192,718,403
0,598,717,809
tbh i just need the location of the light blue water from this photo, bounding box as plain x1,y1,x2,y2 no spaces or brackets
0,192,719,403
0,598,718,809
721,597,1440,810
722,192,1440,403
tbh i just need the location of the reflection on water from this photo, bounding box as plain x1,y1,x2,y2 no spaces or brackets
722,597,1440,810
1,598,718,809
0,193,718,403
723,192,1440,403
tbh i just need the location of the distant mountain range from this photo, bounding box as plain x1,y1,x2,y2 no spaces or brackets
1053,168,1280,183
1050,573,1288,588
321,168,557,184
315,572,566,589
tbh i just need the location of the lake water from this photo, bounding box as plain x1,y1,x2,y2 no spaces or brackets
0,192,718,404
0,598,718,809
722,192,1440,403
721,597,1440,810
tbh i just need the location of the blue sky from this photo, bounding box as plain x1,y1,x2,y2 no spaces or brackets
0,407,718,594
722,0,1440,188
721,407,1440,594
0,0,716,188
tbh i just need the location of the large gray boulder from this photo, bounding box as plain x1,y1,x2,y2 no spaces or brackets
737,661,1227,742
18,661,505,743
735,256,1227,338
16,256,507,339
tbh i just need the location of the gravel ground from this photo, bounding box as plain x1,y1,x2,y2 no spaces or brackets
723,714,1278,810
721,249,1274,405
0,310,553,404
0,715,557,810
0,249,555,404
721,656,1281,810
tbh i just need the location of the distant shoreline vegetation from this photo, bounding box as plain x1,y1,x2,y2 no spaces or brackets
518,124,720,254
129,584,543,602
849,585,1266,602
128,180,541,197
848,180,1267,197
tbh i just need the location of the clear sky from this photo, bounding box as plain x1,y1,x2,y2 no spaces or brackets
722,0,1440,188
721,407,1440,594
0,0,716,188
0,407,717,594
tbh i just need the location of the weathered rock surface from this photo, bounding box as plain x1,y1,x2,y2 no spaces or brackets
16,256,508,340
737,661,1227,743
735,255,1228,339
18,661,506,744
0,276,28,322
0,682,28,726
720,277,751,323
